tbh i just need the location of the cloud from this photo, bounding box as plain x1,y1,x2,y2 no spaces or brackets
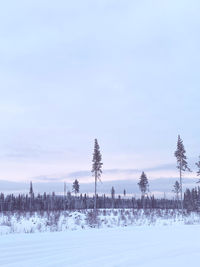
33,176,64,182
65,163,176,179
144,163,176,172
66,170,91,178
31,163,180,184
2,145,64,160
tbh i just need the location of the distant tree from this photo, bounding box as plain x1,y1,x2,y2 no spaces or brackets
29,181,33,196
123,189,126,197
172,181,181,209
174,135,191,213
184,188,193,211
92,139,103,212
67,191,71,198
72,179,80,195
138,172,149,196
123,189,126,209
67,191,72,210
196,156,200,182
29,181,34,211
64,182,67,196
138,172,149,209
111,187,115,209
111,187,115,199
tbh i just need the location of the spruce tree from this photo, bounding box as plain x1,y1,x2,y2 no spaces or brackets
29,181,33,196
111,186,115,199
29,181,34,211
174,135,191,213
138,172,149,209
91,139,103,212
123,189,126,209
72,179,80,195
123,189,126,197
111,186,115,209
196,156,200,180
138,172,149,196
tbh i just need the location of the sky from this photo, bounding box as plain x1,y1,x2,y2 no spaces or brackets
0,0,200,192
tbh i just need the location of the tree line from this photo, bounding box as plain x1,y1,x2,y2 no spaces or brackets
0,186,199,212
0,191,179,212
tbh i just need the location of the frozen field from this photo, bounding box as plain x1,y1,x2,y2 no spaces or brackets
0,225,199,267
1,209,200,234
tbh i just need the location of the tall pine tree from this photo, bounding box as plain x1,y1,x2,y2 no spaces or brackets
174,135,191,213
91,139,103,212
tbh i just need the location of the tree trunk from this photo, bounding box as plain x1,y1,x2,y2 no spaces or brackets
94,172,97,212
180,165,183,214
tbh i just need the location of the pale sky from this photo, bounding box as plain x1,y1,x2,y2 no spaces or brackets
0,0,200,183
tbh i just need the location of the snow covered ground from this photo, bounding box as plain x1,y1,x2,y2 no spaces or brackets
1,209,200,234
0,225,200,267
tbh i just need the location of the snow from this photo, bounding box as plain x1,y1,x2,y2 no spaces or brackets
0,225,199,267
1,209,200,234
1,210,200,266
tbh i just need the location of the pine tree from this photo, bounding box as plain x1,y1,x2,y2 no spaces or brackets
111,186,115,208
138,172,149,209
111,187,115,199
91,139,103,212
196,156,200,182
29,181,33,196
123,189,126,197
174,135,191,213
123,189,126,209
29,181,34,211
72,179,80,195
138,172,149,196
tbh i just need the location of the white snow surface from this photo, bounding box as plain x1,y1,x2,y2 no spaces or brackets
1,209,200,235
0,225,200,267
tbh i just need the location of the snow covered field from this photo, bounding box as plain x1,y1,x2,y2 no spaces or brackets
1,209,200,234
0,225,200,267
